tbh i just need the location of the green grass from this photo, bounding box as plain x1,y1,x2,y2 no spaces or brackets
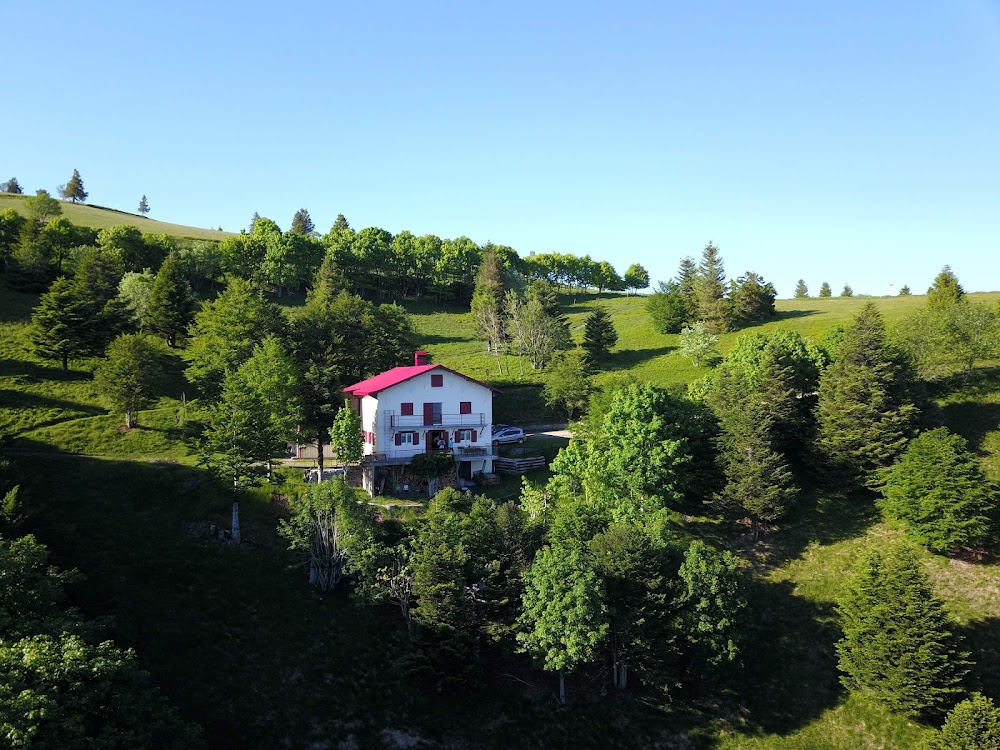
0,193,230,242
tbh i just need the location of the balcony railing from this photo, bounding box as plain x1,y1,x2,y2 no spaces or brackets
362,446,498,465
389,413,486,428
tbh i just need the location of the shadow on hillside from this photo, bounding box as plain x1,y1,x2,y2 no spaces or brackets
0,390,104,433
0,358,92,381
418,332,470,345
939,401,1000,452
733,578,844,736
957,617,1000,697
926,367,1000,399
765,309,819,323
765,486,880,567
602,346,674,371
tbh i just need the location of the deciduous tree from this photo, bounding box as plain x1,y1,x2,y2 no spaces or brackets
23,189,61,224
95,334,166,429
679,321,719,367
543,350,592,420
330,401,363,466
623,263,649,295
1,177,22,194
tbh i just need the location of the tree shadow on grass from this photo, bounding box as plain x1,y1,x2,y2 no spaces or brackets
601,346,674,371
416,332,470,345
937,401,1000,453
767,309,820,323
732,578,844,736
957,617,1000,698
0,390,105,437
0,358,92,381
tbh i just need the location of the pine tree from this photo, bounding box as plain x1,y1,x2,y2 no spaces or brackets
289,208,316,236
879,428,996,553
137,195,150,215
677,256,698,318
694,242,730,332
145,253,196,347
332,213,350,232
793,279,808,298
840,284,854,297
898,285,911,296
836,542,970,718
819,281,832,298
582,306,618,360
729,271,776,325
646,280,689,334
61,169,88,203
29,277,91,370
817,303,919,489
933,693,1000,750
927,265,964,309
1,177,22,194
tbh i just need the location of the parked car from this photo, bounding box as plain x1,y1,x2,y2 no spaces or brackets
305,468,347,483
491,423,511,434
492,427,525,445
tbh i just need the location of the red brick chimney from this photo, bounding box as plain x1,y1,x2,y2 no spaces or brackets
414,350,429,366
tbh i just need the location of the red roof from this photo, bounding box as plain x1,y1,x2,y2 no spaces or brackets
343,364,499,398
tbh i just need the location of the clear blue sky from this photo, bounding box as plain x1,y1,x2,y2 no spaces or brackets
7,1,1000,296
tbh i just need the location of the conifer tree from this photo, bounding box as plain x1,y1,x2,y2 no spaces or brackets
1,177,22,194
646,280,689,334
840,284,854,297
29,277,91,370
817,303,919,489
819,281,832,298
898,284,911,296
793,279,808,298
677,256,698,318
879,428,996,553
694,242,730,332
933,693,1000,750
61,168,88,203
137,195,150,215
582,306,617,360
836,542,970,718
145,253,196,347
289,208,316,236
927,265,964,309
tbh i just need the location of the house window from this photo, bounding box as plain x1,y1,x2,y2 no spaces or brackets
460,401,472,415
457,429,472,442
364,431,373,445
423,402,442,426
401,403,413,416
400,432,414,445
431,373,443,387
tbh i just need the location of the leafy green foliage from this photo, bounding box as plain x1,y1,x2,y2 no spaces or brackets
279,479,374,591
729,271,777,324
543,349,592,420
646,280,690,334
879,428,996,553
1,177,23,194
95,334,167,429
23,190,61,224
679,321,720,367
932,692,1000,750
623,263,649,294
330,401,362,465
836,542,970,718
927,265,964,309
517,544,607,695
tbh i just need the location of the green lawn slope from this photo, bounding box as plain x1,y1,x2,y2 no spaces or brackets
0,193,230,242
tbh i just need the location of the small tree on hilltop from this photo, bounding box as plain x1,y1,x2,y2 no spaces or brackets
623,263,649,295
819,281,832,298
1,177,22,194
932,693,1000,750
840,284,854,297
60,169,88,203
898,285,911,296
836,542,970,718
679,321,720,367
927,265,964,309
289,208,316,236
23,190,62,224
137,195,150,216
879,428,996,554
95,334,167,429
582,306,617,360
793,279,809,298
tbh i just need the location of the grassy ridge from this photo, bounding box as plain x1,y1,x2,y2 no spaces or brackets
0,193,230,241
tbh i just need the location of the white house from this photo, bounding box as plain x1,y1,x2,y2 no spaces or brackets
343,351,498,495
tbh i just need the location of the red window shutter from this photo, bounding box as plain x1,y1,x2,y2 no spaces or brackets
423,403,434,426
471,429,477,442
431,374,443,387
395,433,401,446
401,403,413,416
460,401,471,414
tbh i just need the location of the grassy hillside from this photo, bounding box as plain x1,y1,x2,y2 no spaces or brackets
0,193,230,242
4,281,1000,748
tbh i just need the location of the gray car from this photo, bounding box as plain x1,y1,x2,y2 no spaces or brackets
492,427,525,445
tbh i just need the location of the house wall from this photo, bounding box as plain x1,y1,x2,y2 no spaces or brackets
360,395,379,456
376,370,494,457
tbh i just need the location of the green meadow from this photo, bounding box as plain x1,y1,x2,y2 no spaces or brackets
3,280,1000,748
